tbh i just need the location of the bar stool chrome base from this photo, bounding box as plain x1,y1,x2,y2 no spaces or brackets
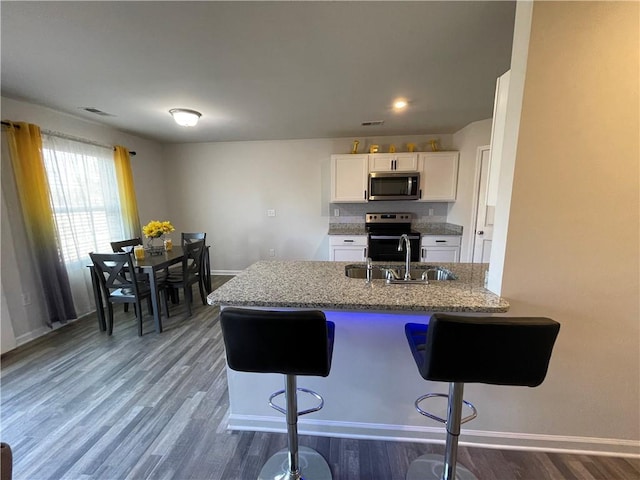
406,453,477,480
259,446,332,480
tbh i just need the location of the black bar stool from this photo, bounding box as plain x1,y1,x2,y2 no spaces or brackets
220,307,335,480
405,314,560,480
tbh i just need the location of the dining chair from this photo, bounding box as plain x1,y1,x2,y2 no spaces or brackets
112,236,178,304
110,237,142,253
163,239,206,317
90,251,169,336
110,238,143,312
182,232,211,294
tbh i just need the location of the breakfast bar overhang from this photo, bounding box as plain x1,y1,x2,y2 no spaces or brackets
207,261,510,446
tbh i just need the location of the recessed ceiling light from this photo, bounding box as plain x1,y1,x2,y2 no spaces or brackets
393,99,408,110
169,108,202,127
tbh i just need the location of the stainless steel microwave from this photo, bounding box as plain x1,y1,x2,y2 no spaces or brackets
368,172,420,201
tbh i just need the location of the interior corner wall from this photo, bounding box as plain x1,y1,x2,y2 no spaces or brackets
500,1,639,445
450,118,493,261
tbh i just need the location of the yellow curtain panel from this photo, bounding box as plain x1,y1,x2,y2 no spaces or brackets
4,122,76,324
113,145,142,239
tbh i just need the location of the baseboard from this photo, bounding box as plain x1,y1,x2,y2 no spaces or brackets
211,270,242,276
227,414,640,458
13,312,92,349
14,326,52,347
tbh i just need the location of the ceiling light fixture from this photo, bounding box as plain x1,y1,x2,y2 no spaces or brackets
169,108,202,127
393,99,408,110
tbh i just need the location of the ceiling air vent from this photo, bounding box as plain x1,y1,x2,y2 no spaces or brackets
361,120,385,126
81,107,116,117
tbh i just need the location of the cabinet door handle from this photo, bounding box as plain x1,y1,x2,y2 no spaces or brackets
421,248,426,257
364,190,367,199
435,240,447,243
419,189,422,199
477,231,484,235
344,240,354,243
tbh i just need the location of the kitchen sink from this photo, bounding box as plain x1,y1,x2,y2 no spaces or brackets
344,265,388,280
344,264,457,282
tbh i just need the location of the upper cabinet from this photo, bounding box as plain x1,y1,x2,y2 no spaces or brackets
330,154,369,203
330,151,460,203
368,153,418,172
418,152,459,202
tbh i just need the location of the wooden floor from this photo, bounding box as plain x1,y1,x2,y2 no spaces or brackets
1,276,638,480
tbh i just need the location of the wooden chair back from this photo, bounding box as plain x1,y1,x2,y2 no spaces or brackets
90,252,145,300
182,239,205,281
181,232,206,245
110,238,142,253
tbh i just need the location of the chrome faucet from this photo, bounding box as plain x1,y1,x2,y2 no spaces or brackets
365,257,373,283
397,234,412,281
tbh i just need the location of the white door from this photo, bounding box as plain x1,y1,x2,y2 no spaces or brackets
472,147,494,263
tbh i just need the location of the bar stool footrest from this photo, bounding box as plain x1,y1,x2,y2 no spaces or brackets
269,387,324,416
415,393,478,425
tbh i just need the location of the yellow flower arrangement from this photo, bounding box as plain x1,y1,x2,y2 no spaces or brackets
142,220,175,239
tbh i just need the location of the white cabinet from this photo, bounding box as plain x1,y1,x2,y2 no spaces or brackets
369,153,418,172
330,154,369,203
329,235,368,261
418,152,459,202
420,235,461,263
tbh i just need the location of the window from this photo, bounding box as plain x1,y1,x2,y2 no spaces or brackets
41,135,125,265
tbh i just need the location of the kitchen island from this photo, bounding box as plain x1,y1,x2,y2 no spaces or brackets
207,260,509,444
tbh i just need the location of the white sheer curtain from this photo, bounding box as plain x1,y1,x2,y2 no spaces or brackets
41,134,126,317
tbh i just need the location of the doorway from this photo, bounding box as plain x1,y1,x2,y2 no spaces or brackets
471,145,494,263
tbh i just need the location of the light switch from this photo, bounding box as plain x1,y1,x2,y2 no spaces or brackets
267,209,276,217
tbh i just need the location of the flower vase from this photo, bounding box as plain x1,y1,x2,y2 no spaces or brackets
147,236,164,255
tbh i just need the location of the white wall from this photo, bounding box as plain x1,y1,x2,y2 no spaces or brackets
450,118,493,260
163,133,460,273
492,1,639,450
1,97,167,346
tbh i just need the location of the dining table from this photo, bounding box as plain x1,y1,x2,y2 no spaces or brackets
89,246,186,334
133,245,186,333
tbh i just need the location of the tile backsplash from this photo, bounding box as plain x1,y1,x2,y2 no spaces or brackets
329,202,448,224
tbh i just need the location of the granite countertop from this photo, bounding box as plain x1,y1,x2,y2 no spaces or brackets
413,222,463,236
327,223,368,235
328,222,462,236
207,260,509,313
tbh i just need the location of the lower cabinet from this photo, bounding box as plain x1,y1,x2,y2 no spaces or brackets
329,235,368,261
420,235,461,262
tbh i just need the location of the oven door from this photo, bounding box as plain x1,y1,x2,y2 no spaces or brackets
368,235,420,262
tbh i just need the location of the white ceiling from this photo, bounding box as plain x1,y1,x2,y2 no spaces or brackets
1,1,515,144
